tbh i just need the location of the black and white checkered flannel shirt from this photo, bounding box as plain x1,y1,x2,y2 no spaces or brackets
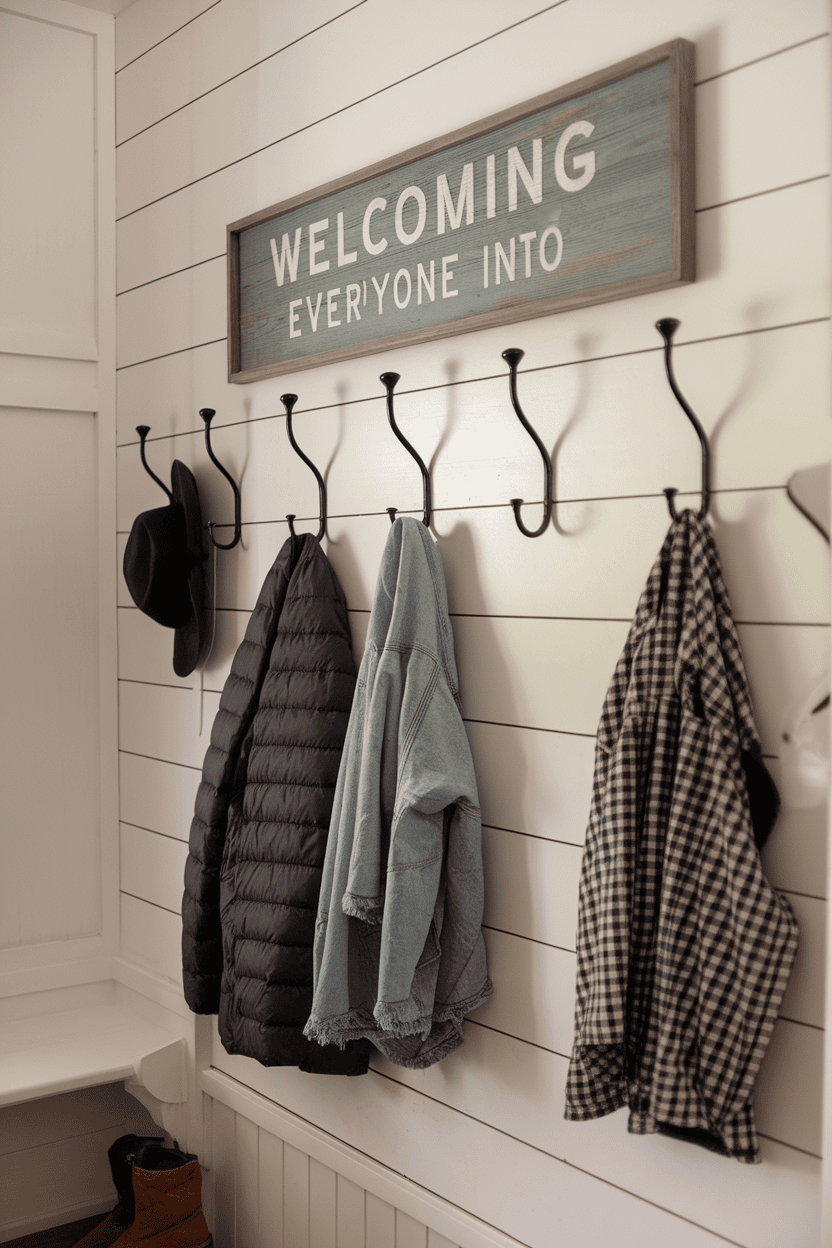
564,510,799,1163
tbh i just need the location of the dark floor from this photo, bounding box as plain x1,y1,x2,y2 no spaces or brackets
4,1211,110,1248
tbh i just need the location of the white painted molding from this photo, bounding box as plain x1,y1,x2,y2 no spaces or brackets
201,1067,531,1248
113,956,193,1020
0,944,113,996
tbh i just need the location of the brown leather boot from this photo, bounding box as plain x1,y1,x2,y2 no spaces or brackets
109,1143,212,1248
73,1134,164,1247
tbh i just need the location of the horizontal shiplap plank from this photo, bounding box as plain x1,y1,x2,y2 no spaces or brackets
371,1016,821,1248
481,828,582,952
210,1041,739,1248
119,751,200,841
116,0,364,143
116,612,827,768
762,766,828,900
119,823,188,915
115,0,829,239
116,447,831,633
777,893,826,1029
119,892,182,985
119,681,219,768
212,1018,818,1248
452,615,829,758
468,720,596,846
476,928,576,1057
695,36,830,209
115,0,219,72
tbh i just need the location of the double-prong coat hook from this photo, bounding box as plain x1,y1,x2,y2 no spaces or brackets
200,408,242,549
382,371,432,527
281,393,327,541
503,349,553,538
657,319,710,520
136,425,174,502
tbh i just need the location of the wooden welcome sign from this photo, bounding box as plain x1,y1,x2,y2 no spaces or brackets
227,39,693,382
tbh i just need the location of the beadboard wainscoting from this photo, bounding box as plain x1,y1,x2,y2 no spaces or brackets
113,1,830,1246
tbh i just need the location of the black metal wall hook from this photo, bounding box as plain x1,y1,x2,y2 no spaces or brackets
503,348,553,538
656,319,711,520
136,425,174,503
200,408,242,550
381,371,432,527
281,393,327,541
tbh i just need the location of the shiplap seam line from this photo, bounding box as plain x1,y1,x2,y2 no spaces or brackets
116,0,222,74
482,923,575,955
780,888,827,903
778,1016,824,1033
121,820,188,844
116,338,227,370
756,1132,822,1161
120,889,180,917
115,614,829,633
119,677,192,692
113,18,827,223
697,173,830,216
694,30,830,86
116,0,371,147
117,253,226,297
113,314,831,406
465,1017,569,1059
119,748,202,772
114,0,571,221
483,823,583,849
366,1068,748,1248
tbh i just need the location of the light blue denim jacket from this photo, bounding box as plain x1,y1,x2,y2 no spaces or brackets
304,517,493,1069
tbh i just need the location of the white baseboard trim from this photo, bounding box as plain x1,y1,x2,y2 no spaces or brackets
0,1195,113,1245
201,1066,530,1248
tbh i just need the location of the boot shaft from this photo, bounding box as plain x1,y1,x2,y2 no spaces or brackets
111,1145,212,1248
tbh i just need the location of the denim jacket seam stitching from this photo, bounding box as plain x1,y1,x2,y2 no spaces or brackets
387,852,443,872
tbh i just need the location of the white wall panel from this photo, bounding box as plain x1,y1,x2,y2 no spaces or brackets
116,432,830,627
120,893,182,986
0,410,101,950
119,751,200,841
207,1050,783,1247
120,823,188,915
113,3,829,290
116,0,219,72
0,11,96,360
117,0,372,143
116,0,831,1245
481,829,582,951
114,0,829,244
372,1020,820,1247
119,681,219,768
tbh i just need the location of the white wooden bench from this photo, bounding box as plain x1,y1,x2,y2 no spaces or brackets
0,1001,187,1132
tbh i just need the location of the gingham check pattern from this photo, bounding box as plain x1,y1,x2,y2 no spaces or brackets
564,511,799,1163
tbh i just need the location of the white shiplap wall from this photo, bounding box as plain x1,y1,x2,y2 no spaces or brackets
114,2,830,1246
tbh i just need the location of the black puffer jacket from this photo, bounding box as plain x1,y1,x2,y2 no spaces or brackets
182,533,371,1074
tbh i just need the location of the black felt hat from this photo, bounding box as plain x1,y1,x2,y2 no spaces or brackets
123,460,209,677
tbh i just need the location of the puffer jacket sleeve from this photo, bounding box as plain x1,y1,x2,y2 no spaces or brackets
181,542,296,1013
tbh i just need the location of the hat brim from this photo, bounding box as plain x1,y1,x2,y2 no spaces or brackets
171,460,209,677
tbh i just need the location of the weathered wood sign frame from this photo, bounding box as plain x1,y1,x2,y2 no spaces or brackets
228,39,694,383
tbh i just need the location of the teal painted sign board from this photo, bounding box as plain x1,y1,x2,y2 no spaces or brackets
228,39,693,382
